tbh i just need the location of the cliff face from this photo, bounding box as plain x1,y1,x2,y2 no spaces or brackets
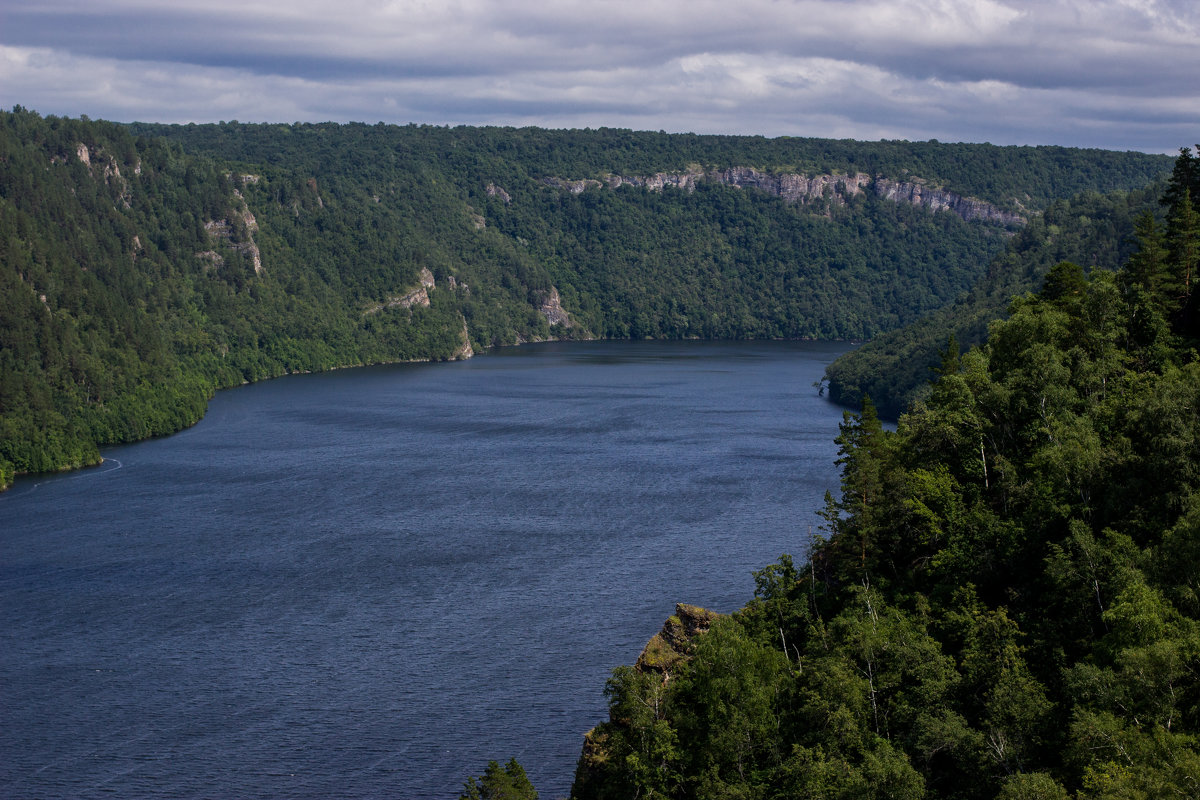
573,604,719,796
548,167,1025,228
635,602,720,681
452,318,474,360
201,182,263,275
536,286,573,328
362,267,436,314
874,177,1024,225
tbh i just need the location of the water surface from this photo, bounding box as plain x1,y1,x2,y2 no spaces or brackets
1,340,853,798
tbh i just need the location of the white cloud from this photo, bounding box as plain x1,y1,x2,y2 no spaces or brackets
0,0,1195,151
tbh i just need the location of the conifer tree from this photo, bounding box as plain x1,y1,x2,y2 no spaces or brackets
460,759,538,800
1166,187,1199,309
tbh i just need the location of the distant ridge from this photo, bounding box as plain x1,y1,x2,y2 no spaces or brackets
0,110,1174,488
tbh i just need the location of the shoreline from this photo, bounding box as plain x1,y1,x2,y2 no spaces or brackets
1,334,859,493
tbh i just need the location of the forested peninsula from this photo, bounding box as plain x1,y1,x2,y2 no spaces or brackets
0,108,1174,488
558,147,1200,800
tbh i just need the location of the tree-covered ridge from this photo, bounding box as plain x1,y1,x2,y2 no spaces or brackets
825,145,1200,418
138,119,1171,344
570,155,1200,799
132,121,1172,216
0,110,1174,489
496,175,1009,340
822,180,1168,417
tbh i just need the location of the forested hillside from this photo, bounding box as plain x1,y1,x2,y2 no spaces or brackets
823,180,1168,416
0,111,544,489
136,121,1173,214
0,109,1173,488
568,150,1200,800
135,120,1170,341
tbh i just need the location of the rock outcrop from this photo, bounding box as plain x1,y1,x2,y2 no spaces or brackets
72,141,133,208
574,603,719,794
874,177,1023,225
486,182,512,203
634,603,720,682
362,268,444,314
200,179,263,274
541,176,604,194
535,286,572,328
453,317,475,360
603,169,705,192
546,167,1026,228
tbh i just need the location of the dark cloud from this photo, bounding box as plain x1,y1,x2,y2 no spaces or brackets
1,0,1195,152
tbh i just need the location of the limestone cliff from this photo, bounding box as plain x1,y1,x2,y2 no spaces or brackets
363,267,438,314
200,177,263,274
874,177,1023,225
452,317,475,360
73,141,133,208
535,286,573,328
547,167,1025,228
486,182,512,203
542,176,604,194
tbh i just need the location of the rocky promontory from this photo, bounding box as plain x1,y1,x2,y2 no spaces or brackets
572,603,719,796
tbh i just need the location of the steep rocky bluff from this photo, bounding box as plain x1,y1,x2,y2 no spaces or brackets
572,604,719,794
546,167,1025,227
634,603,721,680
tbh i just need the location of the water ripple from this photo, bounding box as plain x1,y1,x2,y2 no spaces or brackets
1,340,851,799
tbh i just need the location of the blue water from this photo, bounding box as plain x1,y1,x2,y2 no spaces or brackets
1,340,853,799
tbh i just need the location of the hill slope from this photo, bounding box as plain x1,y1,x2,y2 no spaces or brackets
0,110,1174,488
569,150,1200,800
823,181,1167,416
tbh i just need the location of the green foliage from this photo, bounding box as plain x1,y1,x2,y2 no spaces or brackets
574,146,1200,799
996,773,1070,800
461,759,538,800
825,183,1168,416
0,110,563,486
9,109,1193,796
0,109,1173,489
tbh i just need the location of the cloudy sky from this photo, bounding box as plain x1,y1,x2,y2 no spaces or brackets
1,0,1196,153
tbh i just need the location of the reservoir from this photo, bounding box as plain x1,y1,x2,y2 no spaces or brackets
1,339,853,798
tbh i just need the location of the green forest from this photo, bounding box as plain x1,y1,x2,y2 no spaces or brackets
822,180,1169,417
4,106,1199,799
554,149,1200,800
0,108,1173,489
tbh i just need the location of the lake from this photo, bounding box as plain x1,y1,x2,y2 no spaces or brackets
0,339,853,799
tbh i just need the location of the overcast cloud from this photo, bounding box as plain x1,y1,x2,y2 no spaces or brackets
1,0,1196,152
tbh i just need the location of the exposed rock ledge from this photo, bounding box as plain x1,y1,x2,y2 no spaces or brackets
201,181,263,274
635,602,721,682
544,168,1025,227
574,604,719,792
71,142,133,208
452,318,475,360
535,286,573,328
363,267,438,314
